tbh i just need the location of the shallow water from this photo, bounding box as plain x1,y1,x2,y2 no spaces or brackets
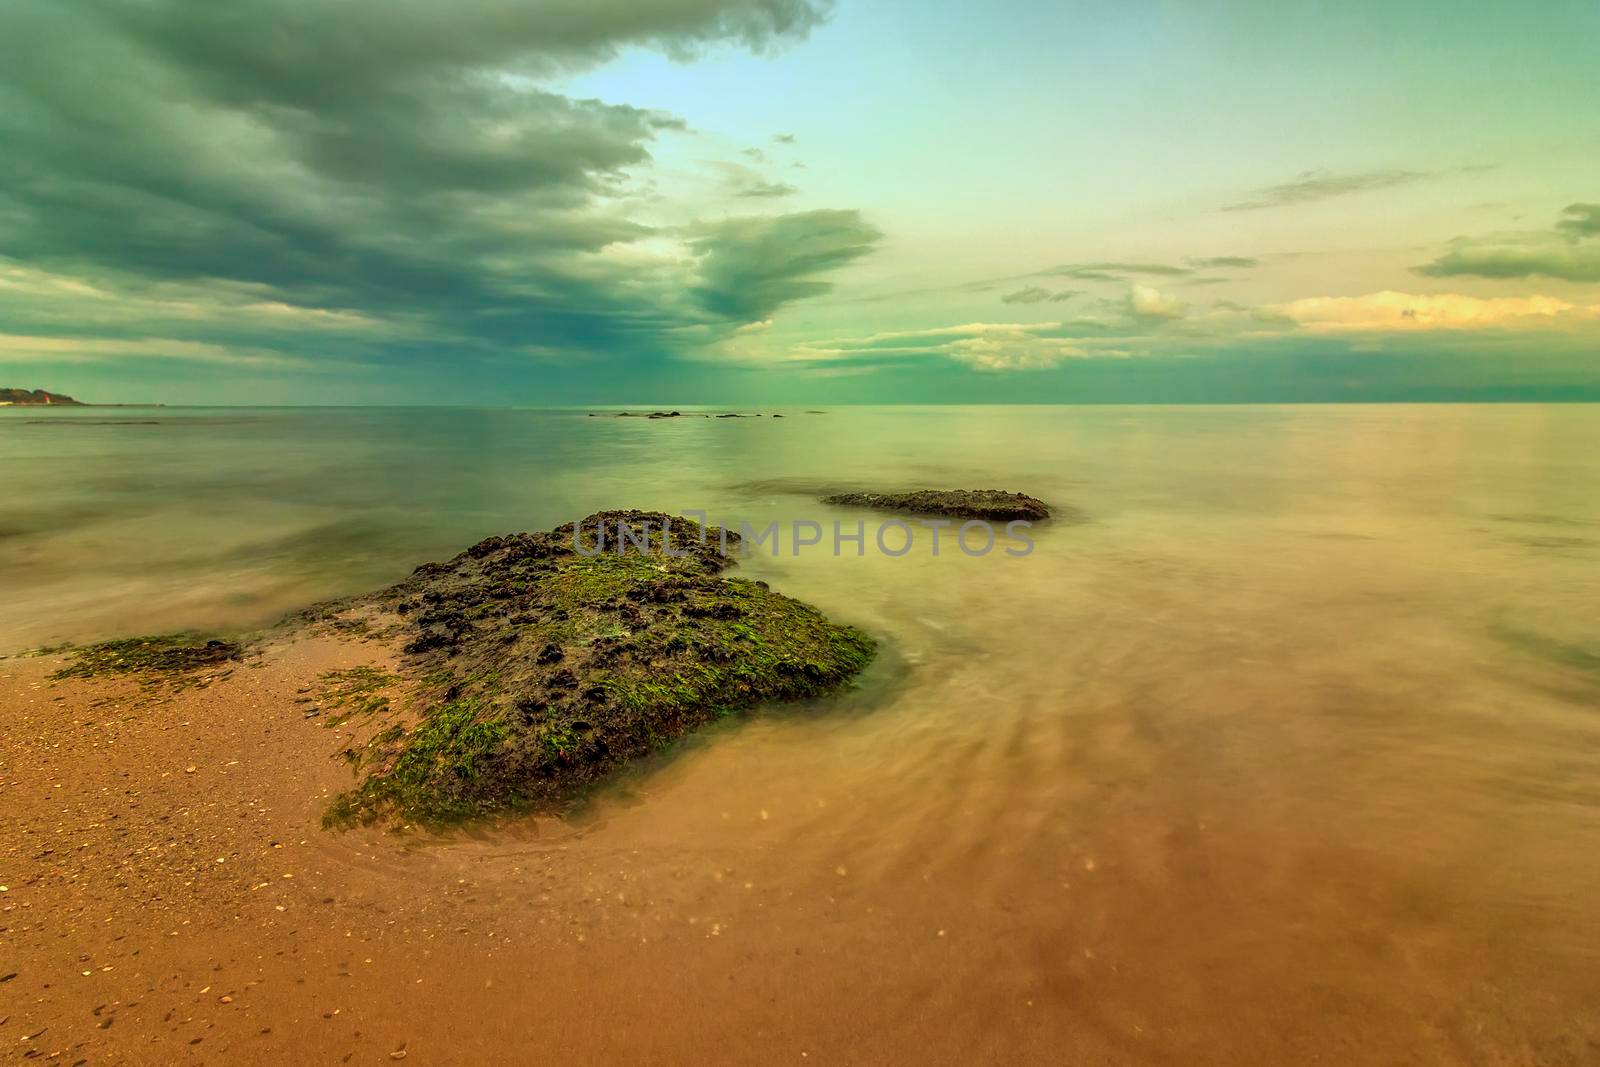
5,403,1600,1059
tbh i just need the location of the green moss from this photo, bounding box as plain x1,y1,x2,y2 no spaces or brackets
324,699,508,827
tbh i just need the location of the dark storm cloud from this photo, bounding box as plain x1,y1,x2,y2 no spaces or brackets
0,0,857,367
109,0,834,91
687,210,883,321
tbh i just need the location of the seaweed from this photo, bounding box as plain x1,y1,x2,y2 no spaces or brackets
51,634,241,692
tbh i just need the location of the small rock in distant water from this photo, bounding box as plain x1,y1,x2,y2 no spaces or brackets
822,489,1050,521
606,410,784,419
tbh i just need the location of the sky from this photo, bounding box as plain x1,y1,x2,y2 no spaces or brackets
1,0,1598,405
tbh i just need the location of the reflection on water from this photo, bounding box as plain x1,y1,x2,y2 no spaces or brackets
5,403,1600,1059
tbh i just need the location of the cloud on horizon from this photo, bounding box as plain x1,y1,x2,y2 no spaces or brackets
708,283,1599,377
1278,291,1583,332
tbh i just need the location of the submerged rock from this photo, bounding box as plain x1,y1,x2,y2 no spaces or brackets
822,489,1050,521
323,510,874,828
601,411,777,419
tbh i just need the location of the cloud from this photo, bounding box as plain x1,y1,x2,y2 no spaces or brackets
1556,203,1600,239
0,259,390,334
0,332,312,368
0,0,844,372
1415,203,1600,282
851,254,1253,308
706,278,1600,385
945,332,1091,371
1222,167,1484,211
1185,256,1259,269
1275,291,1579,332
772,133,796,144
777,322,1101,372
686,210,883,322
1417,243,1600,283
110,0,833,85
735,180,800,199
709,160,800,199
1126,285,1187,320
1042,261,1192,281
1000,286,1079,305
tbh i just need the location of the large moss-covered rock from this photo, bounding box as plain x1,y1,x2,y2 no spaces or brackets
325,511,874,827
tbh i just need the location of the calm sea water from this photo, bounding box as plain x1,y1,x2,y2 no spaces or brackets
5,403,1600,1057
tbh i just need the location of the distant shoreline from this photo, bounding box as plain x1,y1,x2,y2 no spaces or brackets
0,402,167,409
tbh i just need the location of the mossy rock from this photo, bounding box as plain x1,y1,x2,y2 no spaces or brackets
325,510,875,828
822,488,1050,521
